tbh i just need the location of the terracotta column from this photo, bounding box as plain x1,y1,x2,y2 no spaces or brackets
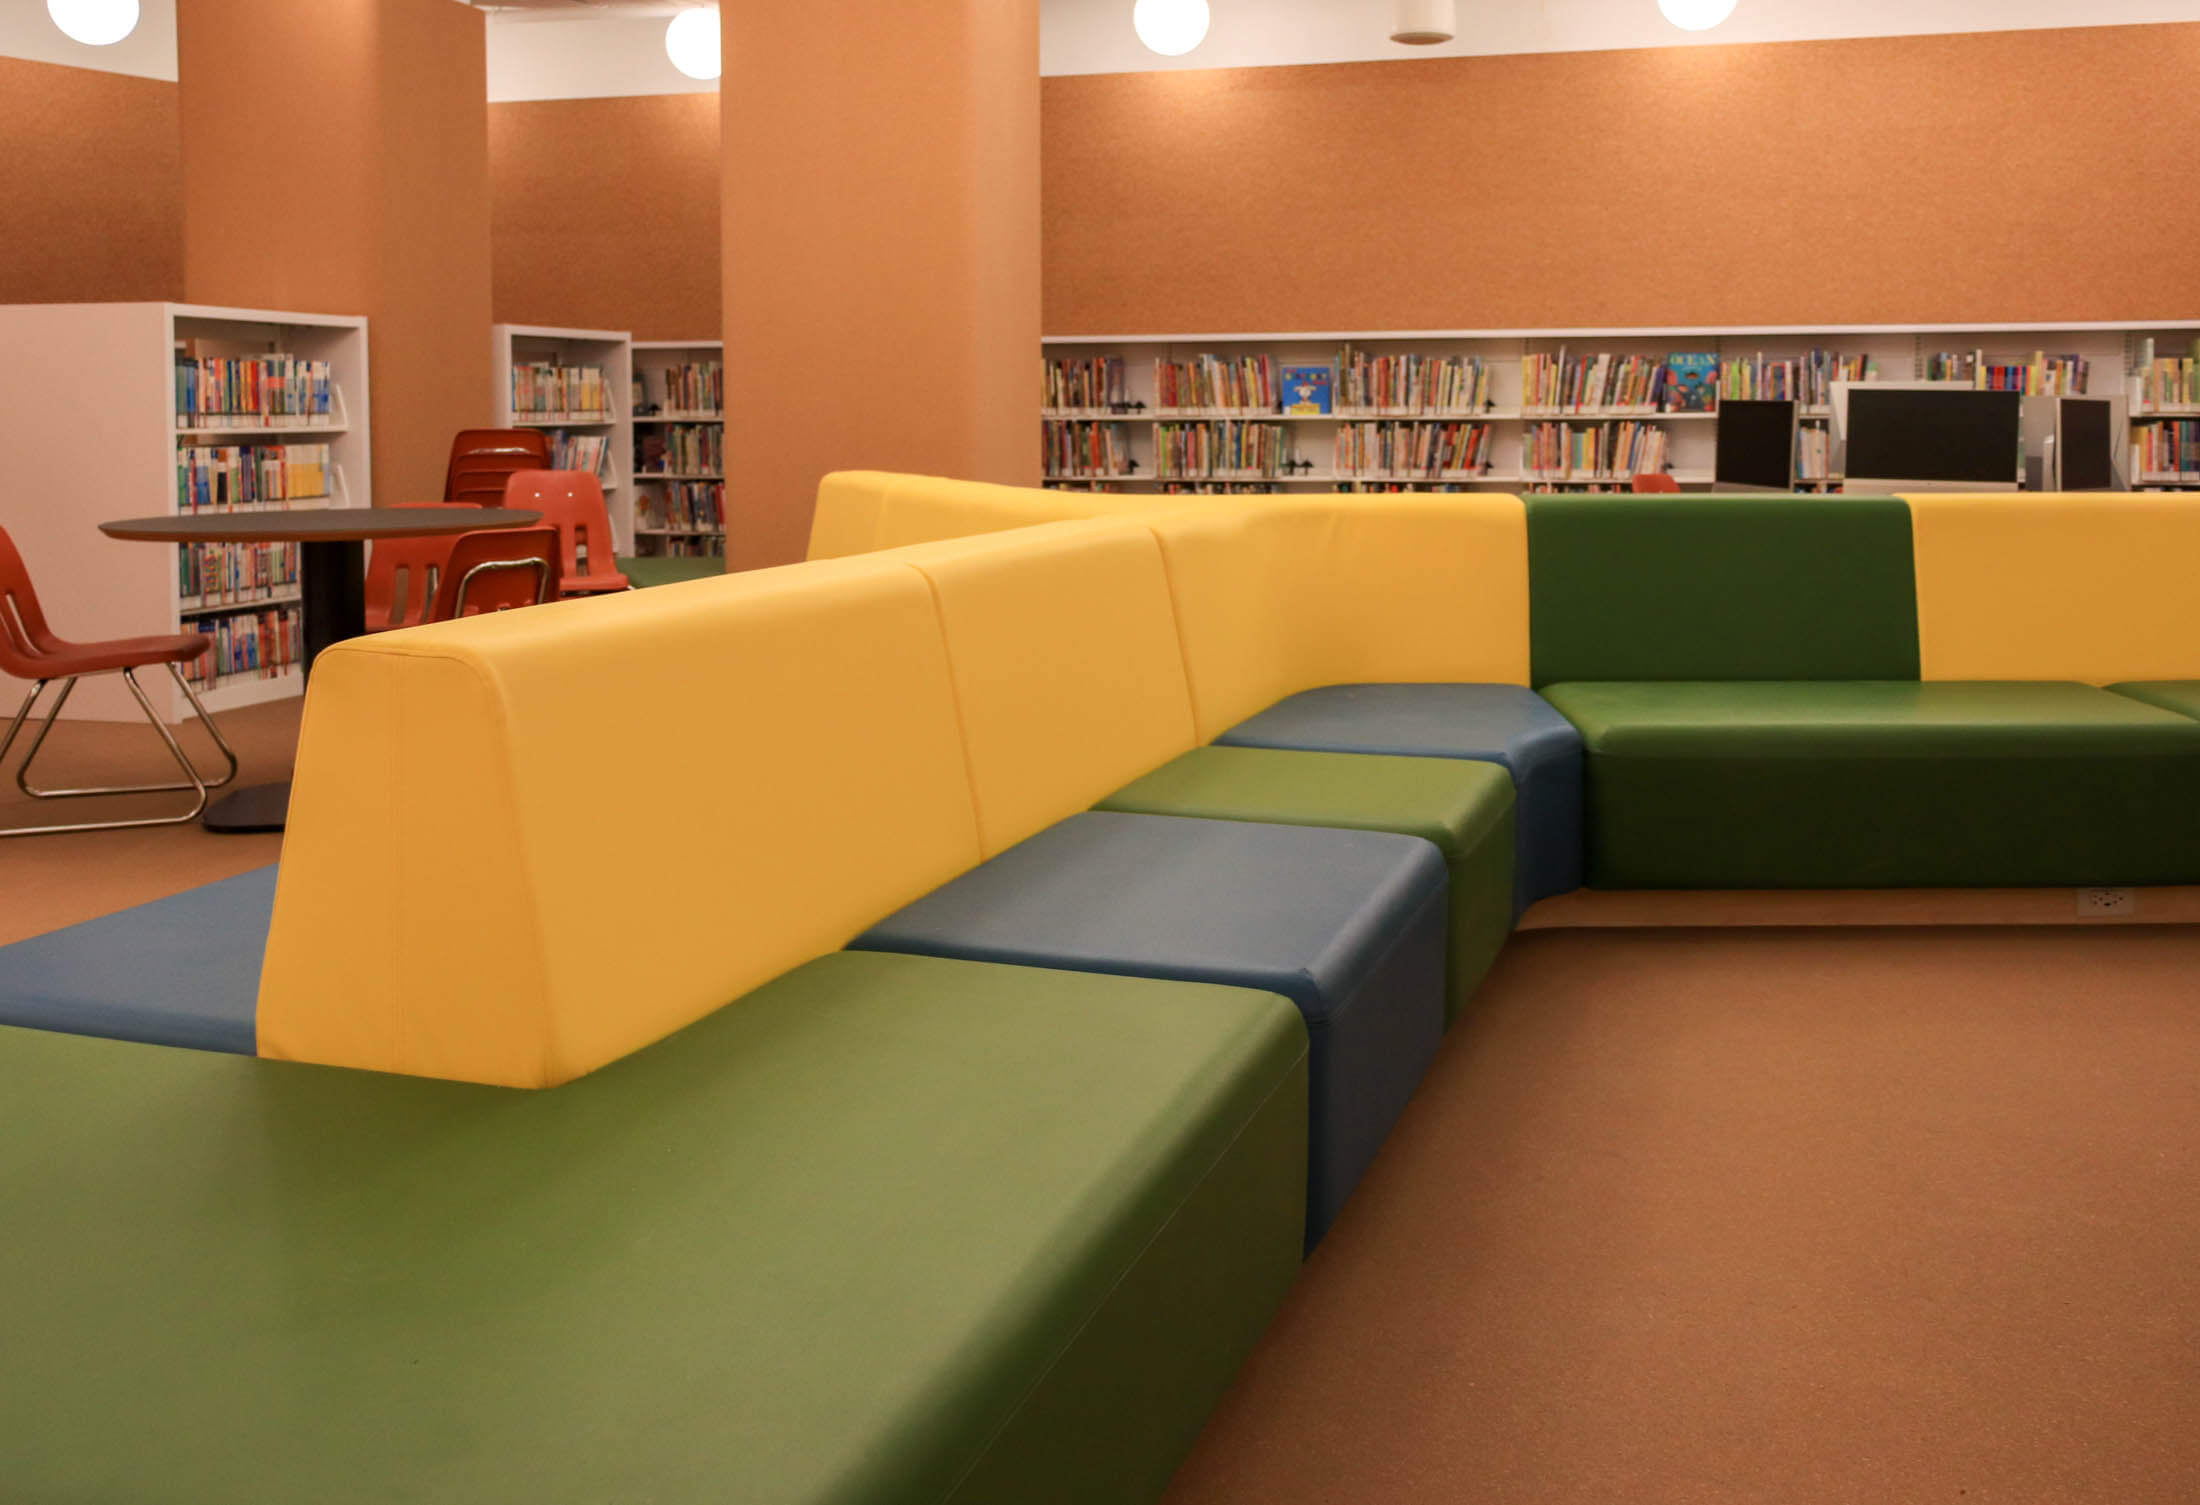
178,0,494,504
722,1,1042,570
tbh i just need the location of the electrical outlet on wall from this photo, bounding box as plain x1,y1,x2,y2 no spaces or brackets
2076,887,2137,919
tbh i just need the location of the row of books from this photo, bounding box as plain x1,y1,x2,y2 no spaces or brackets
640,361,723,415
512,362,611,417
1333,421,1493,477
1924,350,2090,395
1155,421,1293,479
639,482,726,534
178,542,300,608
1044,419,1135,478
176,444,332,512
548,431,609,475
638,424,724,476
1338,482,1474,493
1719,351,1875,404
180,606,302,688
1156,354,1278,414
652,534,727,558
2137,338,2200,408
1157,482,1285,494
175,354,333,427
1042,480,1130,492
2133,420,2200,479
1045,356,1129,412
1335,349,1491,415
1521,352,1695,414
1523,420,1669,480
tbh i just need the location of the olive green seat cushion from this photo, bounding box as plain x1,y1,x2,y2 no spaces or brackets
1098,745,1516,1025
0,950,1309,1505
616,553,724,589
2107,681,2200,721
1543,680,2200,888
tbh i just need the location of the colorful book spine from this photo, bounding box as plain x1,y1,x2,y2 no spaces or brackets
174,355,334,427
180,605,304,688
1044,357,1128,412
1336,348,1489,415
1154,355,1278,414
1042,419,1134,478
1333,421,1491,477
512,363,610,418
651,361,723,415
1154,420,1292,478
1525,420,1669,480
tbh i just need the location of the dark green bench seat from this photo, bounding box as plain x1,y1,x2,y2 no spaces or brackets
0,950,1307,1505
1544,681,2200,888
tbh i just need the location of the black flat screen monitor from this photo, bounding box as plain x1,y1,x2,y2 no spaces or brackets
1714,399,1796,489
2059,398,2114,490
1846,388,2022,485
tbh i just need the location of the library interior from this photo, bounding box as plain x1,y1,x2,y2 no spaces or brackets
5,1,2200,1500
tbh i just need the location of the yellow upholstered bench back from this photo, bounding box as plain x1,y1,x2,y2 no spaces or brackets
1907,493,2200,683
257,556,985,1088
887,520,1199,855
1143,495,1534,739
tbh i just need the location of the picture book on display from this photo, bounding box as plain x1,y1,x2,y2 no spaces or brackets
1666,353,1719,412
1281,366,1333,415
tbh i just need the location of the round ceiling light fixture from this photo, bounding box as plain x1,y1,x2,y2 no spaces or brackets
1132,0,1211,57
1656,0,1739,30
665,6,722,82
1391,0,1456,45
47,0,140,47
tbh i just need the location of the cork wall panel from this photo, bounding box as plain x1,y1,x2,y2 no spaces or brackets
490,94,722,340
0,58,182,304
1042,23,2200,333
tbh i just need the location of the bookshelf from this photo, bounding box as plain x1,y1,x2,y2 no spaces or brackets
1042,322,2200,495
0,301,370,722
492,323,634,552
629,339,726,559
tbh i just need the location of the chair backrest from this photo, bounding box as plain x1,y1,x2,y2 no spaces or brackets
444,429,551,505
503,469,629,593
364,504,474,631
0,526,57,678
1631,472,1681,493
430,527,562,621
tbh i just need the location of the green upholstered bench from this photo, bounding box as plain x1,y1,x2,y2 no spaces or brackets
1544,681,2200,888
1097,746,1516,1026
0,951,1307,1505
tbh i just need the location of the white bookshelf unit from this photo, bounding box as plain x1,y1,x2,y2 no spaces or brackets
492,322,634,552
0,301,370,722
1042,322,2200,495
629,339,726,559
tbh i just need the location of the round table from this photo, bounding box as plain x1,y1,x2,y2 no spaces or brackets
99,506,545,833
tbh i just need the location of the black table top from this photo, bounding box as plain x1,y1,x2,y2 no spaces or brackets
100,507,545,545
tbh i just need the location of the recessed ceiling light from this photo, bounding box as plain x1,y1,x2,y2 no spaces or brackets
1657,0,1739,31
665,6,720,80
1132,0,1210,58
47,0,139,47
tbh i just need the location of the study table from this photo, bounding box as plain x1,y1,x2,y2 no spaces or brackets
98,506,543,833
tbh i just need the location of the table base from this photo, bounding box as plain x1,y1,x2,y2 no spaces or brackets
205,780,291,834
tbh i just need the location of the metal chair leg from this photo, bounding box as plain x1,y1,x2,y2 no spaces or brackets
0,668,215,838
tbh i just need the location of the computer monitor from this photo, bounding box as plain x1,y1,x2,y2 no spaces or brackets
2056,397,2119,490
1837,383,2023,491
1713,399,1796,491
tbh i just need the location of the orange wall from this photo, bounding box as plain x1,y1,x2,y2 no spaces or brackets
0,57,182,304
1042,23,2200,334
723,0,1041,570
179,0,493,505
490,94,721,341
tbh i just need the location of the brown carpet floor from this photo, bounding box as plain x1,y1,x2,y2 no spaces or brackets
1166,925,2200,1505
0,698,300,945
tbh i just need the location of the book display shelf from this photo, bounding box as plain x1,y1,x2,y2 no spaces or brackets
629,339,726,559
0,301,369,721
492,323,634,552
1042,323,2200,495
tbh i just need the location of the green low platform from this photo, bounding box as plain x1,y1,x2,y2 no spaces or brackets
617,554,725,589
1544,680,2200,888
2107,681,2200,722
1098,745,1516,1025
0,951,1308,1505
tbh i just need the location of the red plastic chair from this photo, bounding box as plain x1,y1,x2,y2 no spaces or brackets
430,528,563,620
444,429,551,506
1631,472,1681,493
0,525,238,836
364,504,474,632
502,470,631,596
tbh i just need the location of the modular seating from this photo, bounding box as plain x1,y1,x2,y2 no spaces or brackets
9,476,2200,1502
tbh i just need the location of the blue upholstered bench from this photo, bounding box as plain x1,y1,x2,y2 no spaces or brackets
0,865,274,1055
850,810,1449,1246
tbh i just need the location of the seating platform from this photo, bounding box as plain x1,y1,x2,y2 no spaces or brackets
0,950,1308,1505
1099,745,1515,1025
0,865,274,1054
851,810,1449,1245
